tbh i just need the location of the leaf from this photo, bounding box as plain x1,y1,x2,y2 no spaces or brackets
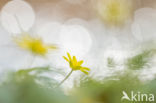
126,50,153,70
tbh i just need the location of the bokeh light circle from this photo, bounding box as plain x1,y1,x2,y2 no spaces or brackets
0,0,35,34
59,24,92,56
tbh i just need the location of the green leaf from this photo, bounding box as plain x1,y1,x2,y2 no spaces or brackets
126,51,153,70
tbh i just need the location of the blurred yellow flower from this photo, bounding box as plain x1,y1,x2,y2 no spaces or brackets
63,52,90,74
96,0,132,25
14,33,57,56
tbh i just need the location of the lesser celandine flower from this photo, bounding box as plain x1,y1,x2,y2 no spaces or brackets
63,52,90,74
96,0,132,25
56,52,90,87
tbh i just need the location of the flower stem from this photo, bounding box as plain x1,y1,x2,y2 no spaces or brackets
56,70,73,87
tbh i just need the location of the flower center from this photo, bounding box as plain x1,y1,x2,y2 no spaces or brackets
107,2,121,19
97,0,131,25
14,33,56,56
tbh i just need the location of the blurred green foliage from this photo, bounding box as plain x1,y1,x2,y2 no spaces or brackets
0,67,74,103
126,50,155,70
0,67,155,103
107,58,116,68
0,48,156,103
72,71,156,103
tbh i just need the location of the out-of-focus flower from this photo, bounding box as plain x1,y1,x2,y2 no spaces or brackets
63,52,90,74
96,0,132,25
14,33,57,56
0,0,58,69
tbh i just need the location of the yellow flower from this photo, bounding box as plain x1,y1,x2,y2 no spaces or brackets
96,0,132,25
14,33,57,56
63,52,90,75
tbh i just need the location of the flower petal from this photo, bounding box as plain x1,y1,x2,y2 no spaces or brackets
81,67,90,71
78,60,83,66
63,56,69,62
73,56,77,66
67,52,72,60
48,45,58,50
80,69,89,75
73,56,77,62
36,22,61,44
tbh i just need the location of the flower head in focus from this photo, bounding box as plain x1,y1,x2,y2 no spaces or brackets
63,52,90,75
96,0,132,25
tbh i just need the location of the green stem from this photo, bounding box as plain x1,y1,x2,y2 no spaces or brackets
56,70,73,87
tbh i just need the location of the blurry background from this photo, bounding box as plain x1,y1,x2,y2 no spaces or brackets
0,0,155,103
0,0,156,21
0,0,156,86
